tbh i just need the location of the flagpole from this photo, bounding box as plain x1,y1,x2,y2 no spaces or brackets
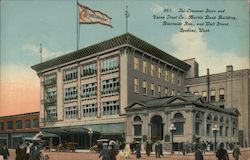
40,43,42,63
76,0,79,51
125,5,129,33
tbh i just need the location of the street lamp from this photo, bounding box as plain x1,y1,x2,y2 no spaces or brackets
88,128,93,148
169,123,176,154
212,124,219,152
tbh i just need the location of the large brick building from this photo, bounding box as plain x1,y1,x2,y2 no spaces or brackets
0,112,39,148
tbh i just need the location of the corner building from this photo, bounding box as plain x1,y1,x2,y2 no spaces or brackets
31,33,190,149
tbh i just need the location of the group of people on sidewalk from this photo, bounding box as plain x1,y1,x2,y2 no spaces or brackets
15,141,42,160
99,142,119,160
195,142,241,160
0,143,10,160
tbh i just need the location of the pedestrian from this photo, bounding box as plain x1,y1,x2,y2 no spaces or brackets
110,142,118,160
99,143,111,160
145,141,152,157
154,142,160,158
201,141,206,155
159,142,163,157
29,141,41,160
216,143,229,160
232,142,241,160
25,142,32,160
195,145,203,160
135,142,141,159
182,142,186,155
1,143,9,160
123,143,131,160
16,142,26,160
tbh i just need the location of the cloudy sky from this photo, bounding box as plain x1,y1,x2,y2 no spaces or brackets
0,0,249,116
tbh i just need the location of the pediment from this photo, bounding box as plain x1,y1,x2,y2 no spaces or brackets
170,98,186,104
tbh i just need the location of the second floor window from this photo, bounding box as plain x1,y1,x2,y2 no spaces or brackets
16,120,22,129
102,78,119,94
81,83,97,98
64,87,77,101
82,103,97,117
7,121,13,129
65,106,78,119
150,83,155,96
0,122,4,130
102,101,120,116
219,88,225,101
64,68,78,81
32,119,39,128
25,120,30,128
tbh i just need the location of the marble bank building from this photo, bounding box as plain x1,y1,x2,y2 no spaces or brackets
31,33,247,150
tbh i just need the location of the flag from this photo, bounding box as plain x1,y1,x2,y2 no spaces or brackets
78,3,112,28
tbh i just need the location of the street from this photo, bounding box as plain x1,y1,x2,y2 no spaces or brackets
6,148,250,160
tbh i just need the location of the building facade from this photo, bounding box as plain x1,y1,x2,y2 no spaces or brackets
126,93,239,151
0,112,39,148
31,33,190,149
185,61,250,147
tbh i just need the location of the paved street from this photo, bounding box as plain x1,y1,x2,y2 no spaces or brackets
6,148,250,160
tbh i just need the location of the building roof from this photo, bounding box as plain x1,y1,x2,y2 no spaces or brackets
31,33,190,72
0,111,39,119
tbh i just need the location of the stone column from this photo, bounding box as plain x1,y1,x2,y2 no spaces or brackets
57,68,63,121
39,74,45,127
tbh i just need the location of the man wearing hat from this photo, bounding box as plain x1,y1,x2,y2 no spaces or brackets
216,143,229,160
99,143,111,160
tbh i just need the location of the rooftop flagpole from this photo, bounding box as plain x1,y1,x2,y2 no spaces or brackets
125,5,130,33
40,43,42,63
77,0,80,51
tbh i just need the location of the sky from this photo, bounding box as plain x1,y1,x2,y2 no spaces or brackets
0,0,249,116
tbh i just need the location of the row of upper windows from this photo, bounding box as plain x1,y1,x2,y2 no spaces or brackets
134,78,180,97
133,57,182,85
0,119,39,130
193,88,225,101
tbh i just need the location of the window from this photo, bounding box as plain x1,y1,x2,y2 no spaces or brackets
25,120,30,128
177,73,181,85
165,70,169,81
134,57,139,70
142,80,147,95
142,61,147,74
102,101,120,116
16,120,22,129
171,89,175,96
173,113,184,135
210,90,216,101
219,125,223,136
32,119,39,128
134,125,142,136
82,103,97,117
158,85,161,97
64,87,77,101
64,67,78,81
46,106,57,121
195,112,202,135
65,106,78,119
134,78,139,93
7,121,13,129
102,78,119,94
0,122,4,130
46,89,56,102
206,114,212,135
225,127,229,136
165,87,168,96
150,64,155,77
150,83,155,96
202,91,207,101
82,83,97,98
158,67,162,78
102,56,119,72
44,74,56,85
171,72,175,84
219,88,225,101
81,63,96,77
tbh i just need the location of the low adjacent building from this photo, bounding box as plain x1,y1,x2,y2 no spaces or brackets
0,112,39,148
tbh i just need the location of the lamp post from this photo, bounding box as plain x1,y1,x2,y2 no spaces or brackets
212,124,219,152
88,128,93,149
169,123,176,154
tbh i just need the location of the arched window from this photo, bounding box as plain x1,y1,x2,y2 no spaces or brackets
219,117,224,136
151,115,163,140
195,112,202,135
133,116,142,137
173,113,184,135
206,114,212,136
225,118,229,136
25,119,30,128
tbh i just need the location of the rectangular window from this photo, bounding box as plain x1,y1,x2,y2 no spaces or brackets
64,67,78,81
102,101,120,116
210,90,216,101
150,83,155,96
195,123,200,135
46,89,56,103
165,70,169,81
32,119,39,128
171,72,175,84
81,62,97,77
225,127,228,136
134,78,139,93
65,106,78,119
150,64,155,77
44,74,56,85
102,56,119,72
158,85,161,97
134,125,142,136
7,121,13,129
0,122,4,130
142,80,147,95
25,120,30,128
202,91,207,101
206,124,211,135
219,88,225,101
177,73,181,85
16,120,22,129
134,57,139,70
102,78,119,95
64,87,77,101
82,103,97,118
142,61,147,74
46,106,57,121
219,126,223,136
165,87,168,96
81,82,97,98
171,89,175,96
158,67,162,78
